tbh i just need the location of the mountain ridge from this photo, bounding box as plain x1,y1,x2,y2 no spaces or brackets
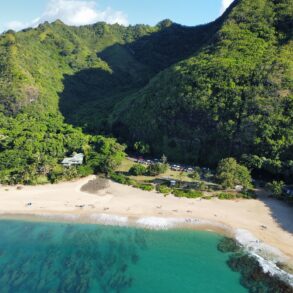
0,0,292,181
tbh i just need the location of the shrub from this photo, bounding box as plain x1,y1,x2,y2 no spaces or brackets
266,181,285,198
217,193,236,200
134,141,150,154
172,189,203,198
77,165,93,177
110,173,154,191
137,183,154,191
156,184,172,195
190,171,200,180
35,176,49,185
128,179,139,187
239,189,256,199
216,158,252,189
129,164,147,176
110,173,131,185
147,163,168,176
48,165,64,183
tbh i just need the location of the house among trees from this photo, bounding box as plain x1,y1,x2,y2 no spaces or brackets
235,185,244,192
62,153,84,167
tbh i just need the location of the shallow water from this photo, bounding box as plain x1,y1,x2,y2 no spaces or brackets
0,220,248,293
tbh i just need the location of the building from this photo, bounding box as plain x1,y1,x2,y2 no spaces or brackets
170,180,177,187
235,185,244,192
62,153,84,167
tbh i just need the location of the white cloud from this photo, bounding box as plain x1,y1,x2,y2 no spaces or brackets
220,0,234,14
5,20,28,31
4,0,128,31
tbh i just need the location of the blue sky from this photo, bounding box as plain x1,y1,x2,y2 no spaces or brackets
0,0,234,32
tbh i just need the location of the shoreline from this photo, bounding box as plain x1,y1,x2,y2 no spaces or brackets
0,211,235,236
1,211,293,288
1,176,293,273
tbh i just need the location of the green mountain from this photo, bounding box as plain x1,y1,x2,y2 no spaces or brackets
0,0,292,181
112,0,293,179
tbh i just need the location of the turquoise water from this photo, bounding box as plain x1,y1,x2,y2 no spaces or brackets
0,220,247,293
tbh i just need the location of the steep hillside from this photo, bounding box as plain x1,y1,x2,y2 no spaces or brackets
112,0,293,180
0,0,292,181
0,19,219,128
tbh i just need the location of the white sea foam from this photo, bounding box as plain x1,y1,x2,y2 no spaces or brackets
136,217,185,229
235,229,293,287
90,213,128,226
39,213,80,221
136,216,229,230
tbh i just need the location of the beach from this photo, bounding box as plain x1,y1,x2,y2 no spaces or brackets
0,175,293,266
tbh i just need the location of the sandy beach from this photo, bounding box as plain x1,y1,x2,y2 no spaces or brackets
0,175,293,265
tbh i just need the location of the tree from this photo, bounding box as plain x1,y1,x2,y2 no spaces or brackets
129,164,147,176
134,141,150,155
161,154,168,164
266,181,285,198
147,163,168,176
89,136,126,175
216,158,252,190
190,171,200,181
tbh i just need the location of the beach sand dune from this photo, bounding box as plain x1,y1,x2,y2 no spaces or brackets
0,176,293,264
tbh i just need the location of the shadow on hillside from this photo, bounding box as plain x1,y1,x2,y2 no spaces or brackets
59,19,225,133
257,190,293,234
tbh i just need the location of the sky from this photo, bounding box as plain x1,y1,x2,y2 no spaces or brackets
0,0,234,33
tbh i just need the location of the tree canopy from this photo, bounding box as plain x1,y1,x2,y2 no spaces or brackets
0,113,125,184
216,158,252,189
0,0,292,183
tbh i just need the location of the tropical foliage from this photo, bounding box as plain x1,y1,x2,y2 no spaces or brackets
0,113,125,184
216,158,252,189
111,0,293,181
0,0,292,183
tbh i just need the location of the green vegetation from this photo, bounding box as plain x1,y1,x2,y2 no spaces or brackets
156,184,172,195
0,112,125,184
217,190,256,200
111,0,293,181
87,136,125,176
133,142,150,155
129,164,147,176
137,183,154,191
216,158,252,190
109,172,154,191
112,158,256,199
217,193,237,200
109,173,132,185
190,171,201,181
0,0,292,184
172,189,203,198
147,163,168,176
266,180,285,198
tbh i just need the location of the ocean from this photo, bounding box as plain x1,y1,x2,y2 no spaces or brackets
0,219,287,293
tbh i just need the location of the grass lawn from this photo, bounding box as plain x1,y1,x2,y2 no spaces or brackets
114,158,254,199
116,157,213,184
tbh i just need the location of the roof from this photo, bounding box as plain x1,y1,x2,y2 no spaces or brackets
62,153,84,165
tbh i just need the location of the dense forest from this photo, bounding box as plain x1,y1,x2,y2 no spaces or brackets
0,113,125,184
0,0,292,184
